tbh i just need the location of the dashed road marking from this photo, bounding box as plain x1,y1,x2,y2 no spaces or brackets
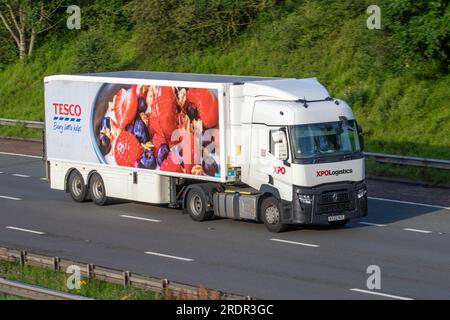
403,228,433,234
145,251,194,262
0,195,22,201
120,215,161,223
350,288,413,300
270,238,320,248
358,222,386,227
6,226,46,235
12,174,31,178
369,197,450,211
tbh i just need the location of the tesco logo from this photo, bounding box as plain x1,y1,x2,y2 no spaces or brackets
53,103,82,117
317,169,353,177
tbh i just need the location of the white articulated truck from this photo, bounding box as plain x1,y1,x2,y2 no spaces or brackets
44,71,368,233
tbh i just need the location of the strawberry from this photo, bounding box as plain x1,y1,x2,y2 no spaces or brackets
186,88,218,129
160,152,184,173
114,85,138,129
114,131,144,167
149,86,178,141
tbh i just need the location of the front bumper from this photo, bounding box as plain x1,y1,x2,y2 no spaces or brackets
285,181,368,225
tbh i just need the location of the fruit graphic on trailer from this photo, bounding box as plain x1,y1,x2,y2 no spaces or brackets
149,86,178,141
114,131,144,167
114,85,138,129
186,88,219,129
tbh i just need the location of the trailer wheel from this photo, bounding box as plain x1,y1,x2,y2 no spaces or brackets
328,219,350,227
89,173,109,206
261,197,289,233
186,188,213,222
68,170,87,203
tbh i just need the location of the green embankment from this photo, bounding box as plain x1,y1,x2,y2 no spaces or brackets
0,260,157,300
0,1,448,183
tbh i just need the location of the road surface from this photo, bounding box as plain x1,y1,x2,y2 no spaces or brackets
0,149,449,300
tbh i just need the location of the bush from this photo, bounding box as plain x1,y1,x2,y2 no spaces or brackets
73,28,121,73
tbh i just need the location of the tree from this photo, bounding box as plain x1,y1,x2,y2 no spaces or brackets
0,0,65,60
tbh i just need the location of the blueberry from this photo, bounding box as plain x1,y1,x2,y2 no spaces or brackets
138,96,148,113
99,134,111,155
101,117,111,130
139,150,157,170
186,103,198,121
133,118,150,143
157,144,170,166
202,156,219,176
126,121,134,133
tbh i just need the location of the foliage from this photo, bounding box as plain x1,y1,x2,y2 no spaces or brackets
0,0,449,176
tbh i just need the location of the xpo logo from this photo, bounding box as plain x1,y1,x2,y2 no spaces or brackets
317,169,353,177
273,166,286,175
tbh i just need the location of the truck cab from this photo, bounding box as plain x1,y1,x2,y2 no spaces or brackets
227,78,368,232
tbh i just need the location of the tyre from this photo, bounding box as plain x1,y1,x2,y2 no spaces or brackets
328,219,350,227
186,188,214,222
89,173,109,206
68,170,87,203
261,197,289,233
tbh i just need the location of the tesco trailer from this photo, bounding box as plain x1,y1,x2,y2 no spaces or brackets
44,71,368,232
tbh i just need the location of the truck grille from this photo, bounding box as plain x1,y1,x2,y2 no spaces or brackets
318,191,353,214
319,202,352,214
320,191,349,204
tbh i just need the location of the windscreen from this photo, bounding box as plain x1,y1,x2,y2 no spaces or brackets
291,120,361,160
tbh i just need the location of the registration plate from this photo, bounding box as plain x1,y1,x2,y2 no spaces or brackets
328,215,346,222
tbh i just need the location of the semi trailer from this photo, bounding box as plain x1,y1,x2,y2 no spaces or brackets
44,71,368,233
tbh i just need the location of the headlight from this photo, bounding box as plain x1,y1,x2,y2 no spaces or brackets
299,194,313,204
357,188,367,199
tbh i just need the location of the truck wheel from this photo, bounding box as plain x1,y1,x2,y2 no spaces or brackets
261,197,289,233
89,173,109,206
186,188,213,222
68,170,87,203
328,219,350,227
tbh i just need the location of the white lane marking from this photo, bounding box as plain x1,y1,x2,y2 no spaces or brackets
369,197,450,211
0,195,22,201
40,178,47,181
12,174,31,178
0,152,42,159
270,238,320,248
350,288,413,300
6,226,46,235
145,251,194,262
403,228,433,234
358,222,386,227
120,215,161,223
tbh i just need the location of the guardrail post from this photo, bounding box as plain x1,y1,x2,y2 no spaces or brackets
53,257,61,272
162,279,170,290
86,264,95,279
123,271,131,287
19,251,27,266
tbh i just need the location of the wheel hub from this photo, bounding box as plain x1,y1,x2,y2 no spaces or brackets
190,195,203,216
265,206,279,225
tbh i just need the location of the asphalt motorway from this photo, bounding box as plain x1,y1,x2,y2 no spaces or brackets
0,152,449,300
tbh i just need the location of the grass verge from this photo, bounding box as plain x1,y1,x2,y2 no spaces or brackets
365,158,450,187
0,260,157,300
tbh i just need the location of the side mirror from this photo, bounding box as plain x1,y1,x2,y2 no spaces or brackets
357,124,365,151
272,130,289,161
